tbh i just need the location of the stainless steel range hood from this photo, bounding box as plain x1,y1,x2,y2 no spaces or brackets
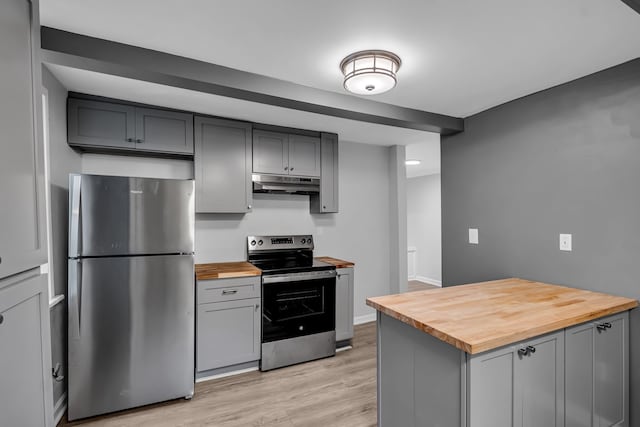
252,174,320,194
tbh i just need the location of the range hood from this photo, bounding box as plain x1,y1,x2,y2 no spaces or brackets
252,174,320,194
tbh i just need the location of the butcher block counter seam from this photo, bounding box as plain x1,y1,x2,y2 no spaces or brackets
315,256,355,268
195,262,261,280
366,278,638,354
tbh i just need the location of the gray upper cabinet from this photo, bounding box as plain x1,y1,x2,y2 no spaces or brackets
0,269,53,427
68,97,194,156
252,130,289,174
311,133,339,213
252,129,321,177
335,267,354,344
67,98,136,149
288,134,321,177
194,117,252,213
468,330,564,427
565,312,628,427
0,0,47,279
135,108,193,154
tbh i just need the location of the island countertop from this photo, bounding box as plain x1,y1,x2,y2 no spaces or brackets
366,278,638,354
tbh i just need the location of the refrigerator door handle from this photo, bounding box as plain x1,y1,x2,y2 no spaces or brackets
69,259,83,339
69,174,82,257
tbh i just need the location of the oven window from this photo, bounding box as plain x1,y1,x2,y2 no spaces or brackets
262,277,335,342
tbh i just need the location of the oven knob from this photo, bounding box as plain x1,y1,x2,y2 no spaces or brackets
250,240,256,246
301,238,306,244
307,238,312,244
258,240,263,246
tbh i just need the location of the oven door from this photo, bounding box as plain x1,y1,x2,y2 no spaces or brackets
262,270,336,343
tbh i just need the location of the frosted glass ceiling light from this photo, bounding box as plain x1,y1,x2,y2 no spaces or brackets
340,50,402,95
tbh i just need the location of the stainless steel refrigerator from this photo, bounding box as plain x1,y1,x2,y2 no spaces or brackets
67,174,195,421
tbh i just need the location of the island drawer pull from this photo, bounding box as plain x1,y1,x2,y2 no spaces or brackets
526,345,536,354
222,289,238,295
518,347,529,356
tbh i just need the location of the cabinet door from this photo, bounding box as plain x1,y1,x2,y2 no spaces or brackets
0,269,53,427
135,107,194,154
67,98,136,149
288,134,320,177
196,298,261,372
565,321,595,427
194,117,252,213
253,129,289,174
311,132,339,213
335,267,353,342
0,0,47,278
467,345,515,427
594,313,627,427
514,331,564,427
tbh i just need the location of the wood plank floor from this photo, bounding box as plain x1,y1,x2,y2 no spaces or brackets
60,322,377,427
408,280,439,292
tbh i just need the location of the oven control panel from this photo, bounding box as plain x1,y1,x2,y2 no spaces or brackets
247,235,314,252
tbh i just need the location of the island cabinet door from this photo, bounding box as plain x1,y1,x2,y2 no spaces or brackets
566,312,628,427
513,331,564,427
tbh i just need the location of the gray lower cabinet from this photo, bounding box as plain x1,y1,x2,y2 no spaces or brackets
196,276,261,377
335,267,353,344
68,98,194,155
467,330,564,427
0,0,47,279
565,312,628,427
194,117,252,213
0,269,53,427
311,132,339,213
253,129,321,177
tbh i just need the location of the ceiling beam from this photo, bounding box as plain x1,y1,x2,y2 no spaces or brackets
40,27,463,135
619,0,640,14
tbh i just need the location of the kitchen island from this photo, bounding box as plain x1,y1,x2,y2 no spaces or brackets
366,278,638,427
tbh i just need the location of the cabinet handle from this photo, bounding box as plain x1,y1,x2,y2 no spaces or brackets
597,322,612,331
0,314,3,325
136,139,144,143
517,347,529,356
284,167,289,171
603,322,612,329
247,205,252,209
527,345,536,354
126,138,134,142
255,304,260,311
222,289,238,295
323,206,326,210
290,167,294,171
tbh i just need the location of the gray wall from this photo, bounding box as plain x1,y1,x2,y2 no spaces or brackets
83,141,396,322
441,58,640,424
407,173,441,284
42,66,82,408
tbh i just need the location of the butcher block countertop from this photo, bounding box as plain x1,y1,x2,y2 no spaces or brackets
315,257,355,268
366,278,638,354
195,262,261,280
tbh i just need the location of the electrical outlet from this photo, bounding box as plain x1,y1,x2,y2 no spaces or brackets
559,234,572,251
469,228,479,245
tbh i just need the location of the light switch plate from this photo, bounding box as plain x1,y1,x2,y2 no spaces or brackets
559,234,572,251
469,228,479,245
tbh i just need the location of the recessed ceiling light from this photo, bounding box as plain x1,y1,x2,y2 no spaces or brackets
405,159,421,166
340,50,402,95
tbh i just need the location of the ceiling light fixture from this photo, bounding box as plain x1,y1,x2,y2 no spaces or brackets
340,50,402,95
405,159,421,166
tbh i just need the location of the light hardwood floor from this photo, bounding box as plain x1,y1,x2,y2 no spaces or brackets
408,280,439,292
60,322,377,427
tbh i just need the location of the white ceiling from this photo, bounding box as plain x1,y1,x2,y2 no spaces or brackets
40,0,639,172
40,0,640,118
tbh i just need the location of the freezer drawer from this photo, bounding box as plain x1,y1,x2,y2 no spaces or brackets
68,254,195,420
69,174,194,257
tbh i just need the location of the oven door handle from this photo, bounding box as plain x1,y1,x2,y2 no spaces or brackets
262,270,337,284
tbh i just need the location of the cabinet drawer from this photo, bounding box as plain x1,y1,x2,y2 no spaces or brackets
197,276,261,304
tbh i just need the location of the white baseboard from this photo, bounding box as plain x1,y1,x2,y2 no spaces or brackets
354,313,376,325
196,366,259,383
53,392,67,426
415,276,442,287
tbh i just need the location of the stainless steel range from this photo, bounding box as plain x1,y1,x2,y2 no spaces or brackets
247,235,337,371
